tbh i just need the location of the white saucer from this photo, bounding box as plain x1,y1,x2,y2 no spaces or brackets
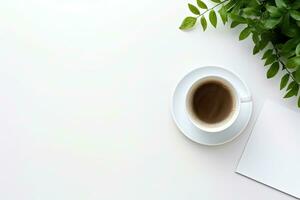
171,66,253,146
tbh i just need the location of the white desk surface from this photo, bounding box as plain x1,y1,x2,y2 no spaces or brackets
0,1,298,199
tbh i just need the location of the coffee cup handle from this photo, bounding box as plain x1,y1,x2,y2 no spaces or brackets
240,95,252,103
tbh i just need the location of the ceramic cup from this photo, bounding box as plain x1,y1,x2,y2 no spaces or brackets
185,75,251,133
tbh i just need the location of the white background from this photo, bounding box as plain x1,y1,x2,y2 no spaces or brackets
0,0,298,199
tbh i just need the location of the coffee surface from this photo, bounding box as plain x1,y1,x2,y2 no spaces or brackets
192,81,233,124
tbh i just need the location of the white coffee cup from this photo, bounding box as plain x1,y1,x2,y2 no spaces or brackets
185,75,251,133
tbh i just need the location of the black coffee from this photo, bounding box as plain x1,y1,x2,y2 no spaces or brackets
191,81,234,124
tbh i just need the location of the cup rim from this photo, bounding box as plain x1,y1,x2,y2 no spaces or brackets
185,75,241,133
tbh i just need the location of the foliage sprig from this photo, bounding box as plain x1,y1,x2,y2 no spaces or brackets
180,0,300,108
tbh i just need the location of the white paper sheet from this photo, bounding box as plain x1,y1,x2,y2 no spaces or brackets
236,100,300,199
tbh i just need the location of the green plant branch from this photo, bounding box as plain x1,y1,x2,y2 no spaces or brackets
196,0,229,18
274,46,298,84
179,0,300,107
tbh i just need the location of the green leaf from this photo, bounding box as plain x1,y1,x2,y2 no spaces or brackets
292,71,297,79
253,44,260,55
282,38,300,53
287,81,297,91
292,1,300,10
295,68,300,83
290,10,300,21
179,17,197,30
229,13,247,23
266,5,282,18
209,10,217,28
296,43,300,56
210,0,221,3
224,0,238,11
263,17,282,29
188,4,200,15
284,89,296,98
280,74,289,90
243,7,259,17
293,44,300,58
284,90,295,98
284,84,299,98
200,16,207,31
298,96,300,108
293,84,299,96
262,49,273,60
230,21,240,28
239,27,251,40
282,13,290,33
259,32,272,50
294,89,298,96
275,0,287,9
252,33,259,44
286,56,300,69
218,6,227,25
197,0,207,9
281,14,300,37
264,55,276,66
267,62,279,78
282,51,296,58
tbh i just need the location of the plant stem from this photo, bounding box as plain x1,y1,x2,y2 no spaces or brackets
274,47,298,84
196,0,229,18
